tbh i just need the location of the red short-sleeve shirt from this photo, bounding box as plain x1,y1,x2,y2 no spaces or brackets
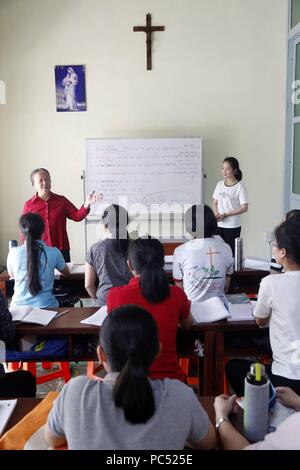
107,277,191,382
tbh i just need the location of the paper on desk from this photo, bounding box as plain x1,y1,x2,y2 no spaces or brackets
9,306,58,326
0,400,17,436
227,302,254,321
243,258,270,271
80,306,108,326
191,297,230,323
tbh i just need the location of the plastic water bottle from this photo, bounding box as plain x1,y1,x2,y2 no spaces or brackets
244,363,269,442
8,240,18,251
234,237,243,271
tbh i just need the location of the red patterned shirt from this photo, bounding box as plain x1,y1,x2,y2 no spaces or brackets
22,192,89,250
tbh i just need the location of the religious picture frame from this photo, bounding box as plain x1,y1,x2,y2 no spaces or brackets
55,65,87,112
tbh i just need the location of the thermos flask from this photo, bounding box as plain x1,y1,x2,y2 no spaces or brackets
234,237,243,271
244,362,269,442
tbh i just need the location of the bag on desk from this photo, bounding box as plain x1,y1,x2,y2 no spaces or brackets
5,336,68,361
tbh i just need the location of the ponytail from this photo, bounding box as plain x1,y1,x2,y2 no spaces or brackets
113,349,155,423
100,305,159,424
19,213,46,295
223,157,243,181
129,238,170,303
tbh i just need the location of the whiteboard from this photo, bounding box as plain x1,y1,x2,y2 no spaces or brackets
85,138,202,216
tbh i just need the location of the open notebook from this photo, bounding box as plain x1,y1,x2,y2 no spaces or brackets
191,297,230,323
0,400,17,436
9,306,58,326
226,293,254,321
80,306,108,326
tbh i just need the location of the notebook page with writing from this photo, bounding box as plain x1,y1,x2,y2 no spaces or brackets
0,399,17,436
191,297,229,323
80,306,108,326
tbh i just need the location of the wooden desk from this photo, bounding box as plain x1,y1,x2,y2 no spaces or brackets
228,269,269,294
0,267,88,298
1,398,42,435
0,267,270,298
13,308,215,396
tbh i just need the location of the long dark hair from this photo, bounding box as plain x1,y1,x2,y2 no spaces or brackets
19,213,47,295
128,237,170,303
274,220,300,265
100,305,159,424
101,204,129,256
223,157,242,181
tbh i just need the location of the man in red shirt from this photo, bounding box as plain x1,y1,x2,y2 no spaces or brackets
22,168,101,261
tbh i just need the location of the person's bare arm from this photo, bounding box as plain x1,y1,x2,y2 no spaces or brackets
214,395,249,450
212,198,220,219
58,265,70,276
85,262,97,299
219,203,248,221
255,316,269,327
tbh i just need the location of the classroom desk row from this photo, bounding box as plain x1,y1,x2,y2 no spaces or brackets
0,266,270,298
11,307,266,396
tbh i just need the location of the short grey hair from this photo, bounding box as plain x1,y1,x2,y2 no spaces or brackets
30,168,51,185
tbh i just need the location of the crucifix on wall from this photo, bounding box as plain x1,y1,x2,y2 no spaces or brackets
133,13,165,70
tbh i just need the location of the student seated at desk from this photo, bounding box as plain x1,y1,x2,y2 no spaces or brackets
173,204,233,304
0,290,36,397
226,219,300,396
7,213,69,308
85,204,132,307
214,388,300,449
45,305,215,450
270,209,300,274
107,237,193,382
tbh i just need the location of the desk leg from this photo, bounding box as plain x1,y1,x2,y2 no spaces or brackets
215,331,225,395
198,330,214,396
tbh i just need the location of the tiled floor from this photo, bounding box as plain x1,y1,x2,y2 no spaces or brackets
36,361,105,397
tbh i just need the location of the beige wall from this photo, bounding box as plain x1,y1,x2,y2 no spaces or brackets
0,0,288,264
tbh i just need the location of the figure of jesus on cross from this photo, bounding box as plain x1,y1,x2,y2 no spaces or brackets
133,13,165,70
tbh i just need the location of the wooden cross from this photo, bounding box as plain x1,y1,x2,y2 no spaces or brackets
205,246,220,268
133,13,165,70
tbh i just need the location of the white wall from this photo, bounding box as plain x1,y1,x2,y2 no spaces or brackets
0,0,288,263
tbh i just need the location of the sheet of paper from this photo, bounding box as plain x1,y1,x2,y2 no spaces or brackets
191,297,229,323
80,306,108,326
70,264,85,274
0,399,17,436
227,303,253,321
9,305,32,322
20,309,58,326
243,258,270,271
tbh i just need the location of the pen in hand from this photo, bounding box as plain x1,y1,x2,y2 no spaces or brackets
55,309,70,319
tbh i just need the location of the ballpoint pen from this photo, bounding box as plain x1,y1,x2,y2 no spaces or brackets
55,309,70,319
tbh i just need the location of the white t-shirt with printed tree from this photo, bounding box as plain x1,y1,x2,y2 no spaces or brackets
173,236,234,303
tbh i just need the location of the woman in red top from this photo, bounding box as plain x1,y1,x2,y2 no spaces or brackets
107,238,193,382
